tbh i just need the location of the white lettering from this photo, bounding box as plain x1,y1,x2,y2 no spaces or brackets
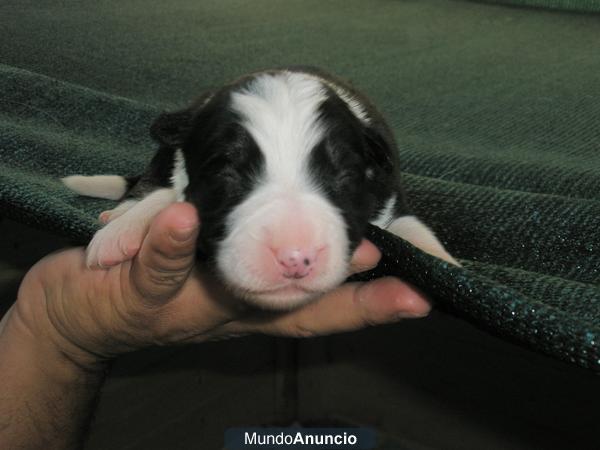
244,432,257,445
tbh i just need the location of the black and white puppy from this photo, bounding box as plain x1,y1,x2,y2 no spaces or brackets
63,67,458,309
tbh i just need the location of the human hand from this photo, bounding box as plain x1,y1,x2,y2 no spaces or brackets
12,202,431,370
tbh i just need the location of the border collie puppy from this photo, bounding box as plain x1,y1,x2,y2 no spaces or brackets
63,67,458,309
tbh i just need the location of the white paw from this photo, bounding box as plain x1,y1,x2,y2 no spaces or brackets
387,215,461,267
98,200,138,224
86,189,177,268
86,215,147,268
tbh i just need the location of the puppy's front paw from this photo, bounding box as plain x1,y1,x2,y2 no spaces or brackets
86,216,146,268
98,200,138,224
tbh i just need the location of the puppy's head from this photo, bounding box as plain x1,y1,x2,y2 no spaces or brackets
151,71,395,309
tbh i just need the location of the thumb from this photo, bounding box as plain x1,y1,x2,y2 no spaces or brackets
348,239,381,275
130,202,200,306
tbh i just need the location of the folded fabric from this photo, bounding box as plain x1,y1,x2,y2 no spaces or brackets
2,63,598,372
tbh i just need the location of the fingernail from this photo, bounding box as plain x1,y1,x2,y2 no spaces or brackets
357,280,431,319
353,263,378,273
170,225,197,242
396,310,430,319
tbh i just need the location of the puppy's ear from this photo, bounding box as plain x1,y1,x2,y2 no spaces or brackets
149,91,215,147
362,124,396,173
150,109,194,147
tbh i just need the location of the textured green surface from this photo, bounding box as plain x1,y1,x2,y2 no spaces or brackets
0,0,599,371
477,0,600,13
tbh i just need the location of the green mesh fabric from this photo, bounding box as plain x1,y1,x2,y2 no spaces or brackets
475,0,600,13
0,0,598,371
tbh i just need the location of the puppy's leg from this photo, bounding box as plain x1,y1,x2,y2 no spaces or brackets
387,215,461,266
86,188,177,268
61,175,129,200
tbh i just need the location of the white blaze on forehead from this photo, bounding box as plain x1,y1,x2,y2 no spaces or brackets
230,72,328,186
317,78,370,124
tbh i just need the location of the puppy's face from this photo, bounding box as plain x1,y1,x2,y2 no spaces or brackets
152,72,393,309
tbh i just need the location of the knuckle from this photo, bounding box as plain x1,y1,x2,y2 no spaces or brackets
146,267,188,289
150,240,196,262
291,323,318,338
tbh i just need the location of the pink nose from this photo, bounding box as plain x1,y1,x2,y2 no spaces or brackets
276,247,318,279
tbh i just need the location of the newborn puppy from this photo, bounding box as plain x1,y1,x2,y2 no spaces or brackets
63,67,458,309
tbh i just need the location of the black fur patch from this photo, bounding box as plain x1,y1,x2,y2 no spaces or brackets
184,96,265,258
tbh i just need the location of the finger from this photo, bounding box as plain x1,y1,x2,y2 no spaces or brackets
348,239,381,275
225,277,431,338
130,202,199,306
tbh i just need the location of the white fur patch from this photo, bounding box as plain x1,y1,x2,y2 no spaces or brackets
387,215,460,266
86,188,177,268
318,78,370,124
371,194,396,228
222,73,352,308
231,72,327,188
171,148,189,201
62,175,127,200
217,184,350,309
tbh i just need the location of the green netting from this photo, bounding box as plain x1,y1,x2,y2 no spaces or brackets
1,0,598,371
